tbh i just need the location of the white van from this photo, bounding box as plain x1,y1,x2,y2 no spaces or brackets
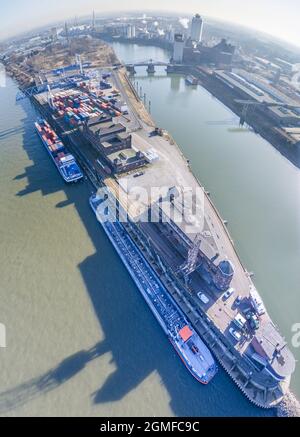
229,327,242,341
234,313,247,329
197,292,210,305
223,287,235,300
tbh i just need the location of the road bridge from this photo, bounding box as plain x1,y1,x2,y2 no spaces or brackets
125,59,170,74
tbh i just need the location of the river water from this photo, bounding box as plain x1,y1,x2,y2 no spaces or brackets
0,41,299,417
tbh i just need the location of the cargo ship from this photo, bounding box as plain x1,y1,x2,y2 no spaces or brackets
34,118,83,183
90,193,218,384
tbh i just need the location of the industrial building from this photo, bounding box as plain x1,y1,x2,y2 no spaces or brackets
126,24,136,39
183,38,236,67
105,148,148,174
275,58,295,75
213,69,300,126
83,121,131,151
254,57,281,73
83,119,126,145
82,120,147,173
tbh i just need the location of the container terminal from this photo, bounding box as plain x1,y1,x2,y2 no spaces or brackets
15,56,295,408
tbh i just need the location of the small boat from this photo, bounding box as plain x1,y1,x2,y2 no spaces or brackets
185,75,198,86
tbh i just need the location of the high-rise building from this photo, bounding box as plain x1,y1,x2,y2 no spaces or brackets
190,14,203,43
173,33,185,63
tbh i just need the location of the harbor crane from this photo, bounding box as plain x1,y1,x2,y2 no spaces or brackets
64,22,70,45
75,54,84,75
47,85,55,110
234,99,300,125
179,233,202,276
235,99,300,110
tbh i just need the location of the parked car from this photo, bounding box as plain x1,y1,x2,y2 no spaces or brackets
133,171,144,178
234,295,242,307
197,292,210,304
229,327,242,341
223,287,235,300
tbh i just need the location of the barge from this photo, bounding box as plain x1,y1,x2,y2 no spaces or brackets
35,118,83,183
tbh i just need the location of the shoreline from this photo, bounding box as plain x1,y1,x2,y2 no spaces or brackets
192,69,300,170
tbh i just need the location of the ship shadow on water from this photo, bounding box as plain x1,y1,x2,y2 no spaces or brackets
0,343,108,415
0,126,24,140
4,92,275,417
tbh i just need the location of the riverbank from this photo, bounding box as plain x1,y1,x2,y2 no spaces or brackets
118,68,155,128
191,67,300,169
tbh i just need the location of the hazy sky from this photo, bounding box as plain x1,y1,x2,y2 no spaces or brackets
1,0,299,46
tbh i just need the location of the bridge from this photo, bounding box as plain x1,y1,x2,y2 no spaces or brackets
125,59,170,74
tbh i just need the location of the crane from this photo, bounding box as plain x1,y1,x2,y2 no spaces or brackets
235,99,300,110
179,233,202,276
47,85,55,110
234,99,300,125
75,53,84,75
